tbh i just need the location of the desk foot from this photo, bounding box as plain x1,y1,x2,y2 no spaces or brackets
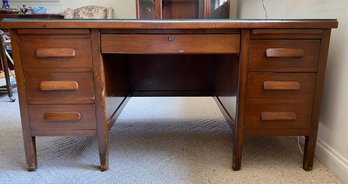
27,166,37,172
302,135,316,171
100,165,108,172
98,132,109,172
232,134,243,171
24,136,37,172
232,163,241,171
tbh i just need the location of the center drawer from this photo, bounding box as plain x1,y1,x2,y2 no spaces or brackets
101,34,240,54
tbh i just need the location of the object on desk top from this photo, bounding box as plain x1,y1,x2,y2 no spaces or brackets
64,5,114,19
0,8,19,14
2,0,9,9
29,7,47,14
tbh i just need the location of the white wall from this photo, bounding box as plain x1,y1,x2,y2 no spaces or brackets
8,0,136,18
239,0,348,183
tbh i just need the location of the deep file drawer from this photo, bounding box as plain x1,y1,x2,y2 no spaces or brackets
101,34,240,54
245,102,313,129
28,104,97,136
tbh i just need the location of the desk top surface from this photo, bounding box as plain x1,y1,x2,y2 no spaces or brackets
1,19,338,29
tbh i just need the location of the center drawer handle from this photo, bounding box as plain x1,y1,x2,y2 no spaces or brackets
266,48,304,58
263,81,301,90
36,48,76,58
44,112,81,122
40,81,79,91
261,112,298,121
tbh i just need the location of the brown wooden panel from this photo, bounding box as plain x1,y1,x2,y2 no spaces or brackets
128,54,218,91
36,48,76,58
251,29,323,35
31,129,96,136
101,34,240,54
245,102,312,129
24,71,95,104
20,37,93,68
29,105,97,132
249,40,320,71
247,72,316,100
17,29,89,35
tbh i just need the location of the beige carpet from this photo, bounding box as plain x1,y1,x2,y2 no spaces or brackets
0,92,339,184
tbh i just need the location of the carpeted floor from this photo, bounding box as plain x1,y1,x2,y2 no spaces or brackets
0,92,339,184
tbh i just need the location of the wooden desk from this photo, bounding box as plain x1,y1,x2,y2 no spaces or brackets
2,19,338,171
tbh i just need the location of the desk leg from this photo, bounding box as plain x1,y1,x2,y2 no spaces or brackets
98,128,109,171
23,136,37,171
303,135,317,171
232,133,243,171
91,29,109,171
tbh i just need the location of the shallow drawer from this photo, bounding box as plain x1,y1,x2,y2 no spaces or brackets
247,72,316,100
245,102,312,129
249,40,320,71
20,38,93,68
29,104,96,133
101,34,240,54
25,71,95,104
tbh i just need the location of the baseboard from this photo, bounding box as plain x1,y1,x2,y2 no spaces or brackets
299,137,348,183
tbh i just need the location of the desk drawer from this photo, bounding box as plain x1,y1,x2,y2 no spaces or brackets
101,34,240,54
249,40,320,71
247,72,316,100
29,104,96,133
245,102,312,129
20,38,93,68
24,71,95,104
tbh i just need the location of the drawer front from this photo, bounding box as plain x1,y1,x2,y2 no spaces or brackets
247,72,316,100
101,34,240,54
29,104,96,132
245,103,312,129
249,40,320,70
20,38,93,68
25,71,95,104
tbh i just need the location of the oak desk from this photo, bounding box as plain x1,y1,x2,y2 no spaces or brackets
2,19,338,171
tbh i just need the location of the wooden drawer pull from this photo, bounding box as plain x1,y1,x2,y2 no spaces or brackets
266,48,304,58
44,112,81,122
36,48,76,58
40,81,79,91
261,112,297,121
263,81,301,90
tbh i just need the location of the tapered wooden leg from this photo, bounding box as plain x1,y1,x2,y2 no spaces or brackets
303,135,317,171
232,133,243,171
98,130,109,171
23,136,37,171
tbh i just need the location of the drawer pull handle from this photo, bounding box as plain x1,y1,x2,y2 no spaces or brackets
266,48,304,58
40,81,79,91
261,112,298,121
36,48,76,58
44,112,81,122
263,81,301,90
